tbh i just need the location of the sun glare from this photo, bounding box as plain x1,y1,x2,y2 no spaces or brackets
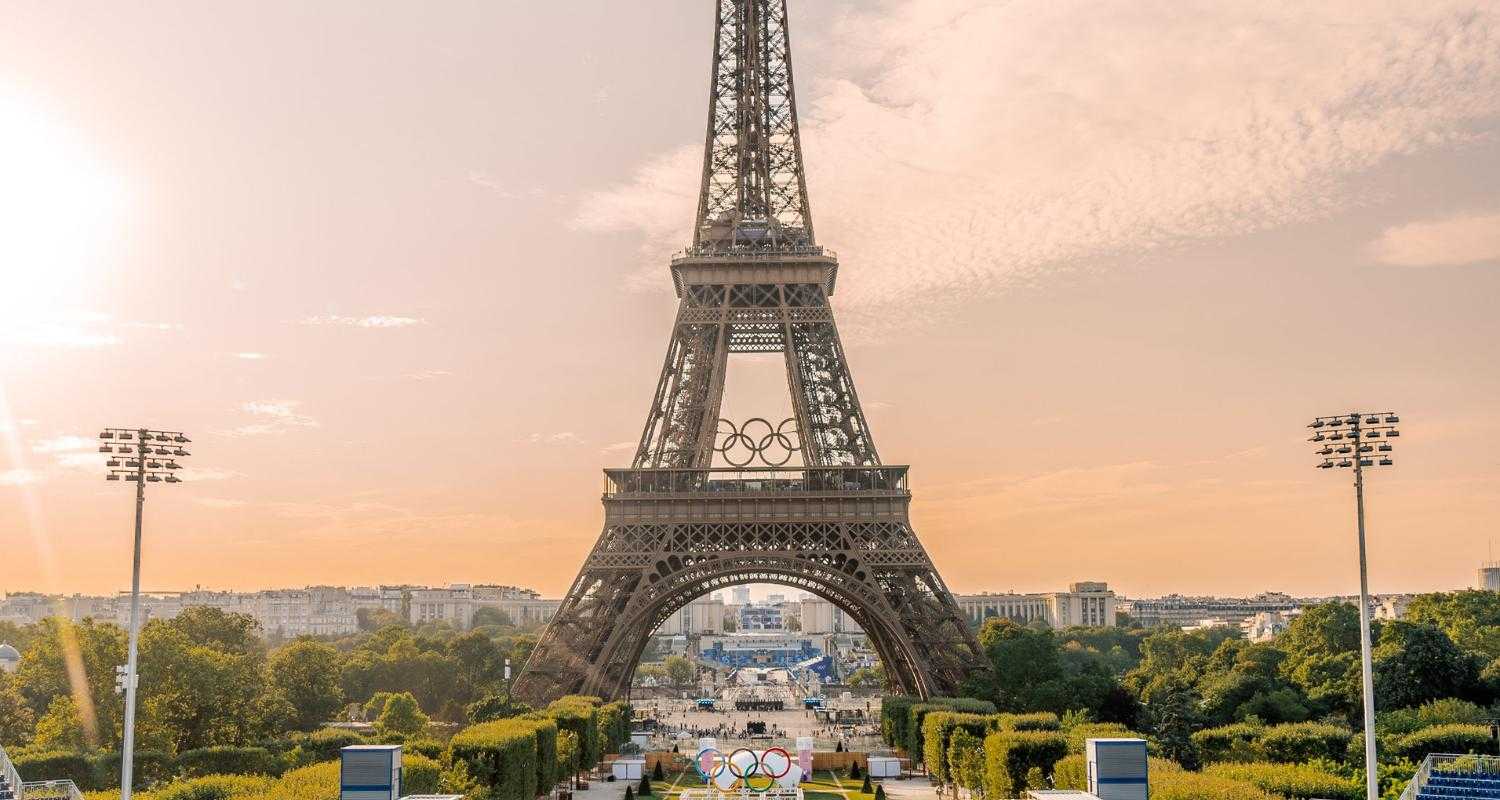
0,90,127,333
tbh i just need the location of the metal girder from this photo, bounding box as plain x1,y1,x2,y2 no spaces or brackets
513,0,989,706
512,515,984,707
694,0,813,253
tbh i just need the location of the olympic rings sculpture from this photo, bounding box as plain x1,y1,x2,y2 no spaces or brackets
694,747,793,791
715,418,801,467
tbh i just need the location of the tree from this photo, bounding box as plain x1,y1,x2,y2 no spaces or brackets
639,772,653,797
15,618,126,748
357,608,406,632
448,630,504,695
32,694,88,752
1373,621,1481,710
170,607,264,656
267,639,344,731
1277,603,1366,718
1407,591,1500,661
0,673,36,746
1146,681,1202,769
664,655,694,687
653,759,665,780
376,691,431,737
470,607,515,629
467,691,532,723
847,665,886,688
134,619,267,751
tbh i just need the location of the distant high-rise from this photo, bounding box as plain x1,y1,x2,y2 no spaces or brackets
1479,563,1500,591
731,586,752,605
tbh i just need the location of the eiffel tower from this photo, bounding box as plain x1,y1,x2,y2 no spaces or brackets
513,0,988,706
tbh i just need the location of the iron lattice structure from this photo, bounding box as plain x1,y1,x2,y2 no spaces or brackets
513,0,987,706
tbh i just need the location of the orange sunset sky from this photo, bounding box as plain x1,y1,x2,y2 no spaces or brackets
2,0,1499,600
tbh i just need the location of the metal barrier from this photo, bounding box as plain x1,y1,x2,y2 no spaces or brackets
0,744,23,800
1398,752,1500,800
19,782,83,800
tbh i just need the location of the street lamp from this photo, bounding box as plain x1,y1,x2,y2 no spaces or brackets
1308,410,1399,800
99,427,191,800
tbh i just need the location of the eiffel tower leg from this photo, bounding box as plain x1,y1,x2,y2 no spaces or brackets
633,290,729,470
515,517,989,706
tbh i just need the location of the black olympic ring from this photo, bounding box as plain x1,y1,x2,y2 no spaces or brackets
715,417,800,467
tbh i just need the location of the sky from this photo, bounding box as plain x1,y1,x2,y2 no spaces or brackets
1,0,1498,601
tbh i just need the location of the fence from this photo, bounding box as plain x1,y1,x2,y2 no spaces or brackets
1,744,22,800
1398,752,1500,800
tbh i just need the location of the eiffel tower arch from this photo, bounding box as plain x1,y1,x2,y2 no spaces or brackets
512,0,989,706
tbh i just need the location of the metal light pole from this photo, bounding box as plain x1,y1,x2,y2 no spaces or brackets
99,427,191,800
1308,410,1399,800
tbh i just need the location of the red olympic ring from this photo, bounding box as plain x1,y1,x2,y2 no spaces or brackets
760,748,792,779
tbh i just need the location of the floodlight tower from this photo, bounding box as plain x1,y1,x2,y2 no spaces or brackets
1307,410,1400,800
99,427,191,800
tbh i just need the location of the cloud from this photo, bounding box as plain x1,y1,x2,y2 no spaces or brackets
527,432,584,446
1369,211,1500,267
575,0,1500,328
406,369,453,381
221,400,319,437
300,315,424,329
468,171,521,199
0,468,41,487
234,352,268,360
123,322,184,332
31,435,96,454
196,497,248,509
600,440,637,454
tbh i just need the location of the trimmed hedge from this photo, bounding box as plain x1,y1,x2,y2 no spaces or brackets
522,713,560,789
598,701,633,755
14,750,99,790
905,698,998,763
981,730,1068,799
1395,724,1493,760
404,753,442,796
174,747,280,778
947,728,986,796
1152,769,1278,800
881,696,918,749
1055,754,1182,793
1064,723,1137,755
921,711,990,785
152,774,277,800
993,712,1062,732
547,698,601,771
1257,722,1352,764
1191,723,1263,764
94,750,175,790
288,729,366,767
451,717,551,800
1205,762,1361,800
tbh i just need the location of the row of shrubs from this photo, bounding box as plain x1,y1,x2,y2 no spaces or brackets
80,758,443,800
915,707,1373,800
11,726,452,792
73,695,633,800
446,695,633,800
1192,720,1497,764
44,695,633,798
